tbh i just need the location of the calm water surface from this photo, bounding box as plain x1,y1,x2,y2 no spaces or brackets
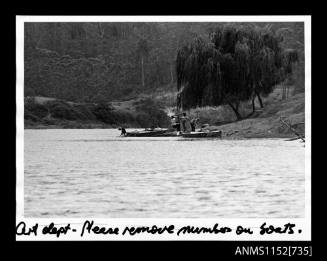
24,129,305,218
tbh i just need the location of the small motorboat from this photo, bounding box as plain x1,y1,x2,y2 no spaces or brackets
124,128,170,137
181,130,222,138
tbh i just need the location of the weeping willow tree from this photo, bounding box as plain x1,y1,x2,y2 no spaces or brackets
281,48,299,99
253,27,285,105
176,37,223,110
176,24,298,120
220,41,252,119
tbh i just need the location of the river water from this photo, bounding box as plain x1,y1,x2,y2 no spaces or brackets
24,129,305,218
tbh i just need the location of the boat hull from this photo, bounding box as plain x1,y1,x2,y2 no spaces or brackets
181,130,222,138
123,129,222,138
125,129,172,137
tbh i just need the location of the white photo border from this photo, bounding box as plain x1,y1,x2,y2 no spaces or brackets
16,15,311,241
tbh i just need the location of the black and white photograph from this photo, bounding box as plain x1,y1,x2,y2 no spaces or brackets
16,16,311,241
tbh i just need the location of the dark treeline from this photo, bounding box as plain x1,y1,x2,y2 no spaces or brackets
24,22,304,104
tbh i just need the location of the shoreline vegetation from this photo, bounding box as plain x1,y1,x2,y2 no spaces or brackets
24,95,171,130
190,86,304,139
25,85,304,139
24,23,305,139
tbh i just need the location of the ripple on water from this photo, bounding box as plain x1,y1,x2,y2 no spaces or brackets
197,196,212,201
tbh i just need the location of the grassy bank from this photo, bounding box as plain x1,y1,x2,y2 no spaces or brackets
188,86,305,139
145,83,304,139
25,85,305,140
24,96,171,129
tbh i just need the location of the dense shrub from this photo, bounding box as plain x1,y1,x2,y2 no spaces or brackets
47,101,80,120
73,104,97,121
114,110,136,125
135,98,170,127
41,117,56,125
91,103,117,124
25,98,49,118
135,112,152,127
292,62,305,94
24,109,40,122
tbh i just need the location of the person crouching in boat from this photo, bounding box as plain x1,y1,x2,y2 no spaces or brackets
119,127,127,136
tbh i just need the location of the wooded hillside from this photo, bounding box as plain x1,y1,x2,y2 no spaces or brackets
24,22,304,103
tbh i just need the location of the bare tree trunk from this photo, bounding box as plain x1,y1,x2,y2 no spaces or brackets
170,63,174,84
141,55,145,87
245,95,257,118
236,101,240,112
282,84,286,100
156,55,160,87
97,23,105,38
227,101,242,120
256,91,264,108
252,95,256,113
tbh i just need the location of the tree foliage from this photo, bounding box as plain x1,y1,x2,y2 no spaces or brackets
176,24,300,119
24,22,304,105
24,22,201,102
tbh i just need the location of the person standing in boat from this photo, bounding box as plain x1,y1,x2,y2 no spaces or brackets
190,118,199,132
180,112,192,133
171,115,180,131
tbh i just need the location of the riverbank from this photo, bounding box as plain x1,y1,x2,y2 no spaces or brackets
206,92,305,139
24,88,305,139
